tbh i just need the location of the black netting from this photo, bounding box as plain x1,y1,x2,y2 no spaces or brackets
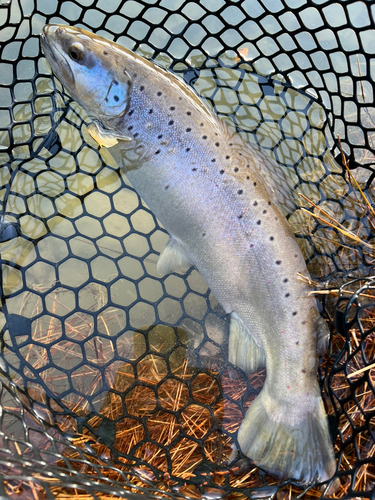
0,0,374,498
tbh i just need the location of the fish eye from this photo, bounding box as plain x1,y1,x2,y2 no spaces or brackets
68,42,84,61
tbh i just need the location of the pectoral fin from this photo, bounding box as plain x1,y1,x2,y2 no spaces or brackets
157,237,192,275
86,121,132,148
228,313,266,373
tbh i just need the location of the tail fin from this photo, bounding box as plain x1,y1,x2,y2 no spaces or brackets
237,384,337,485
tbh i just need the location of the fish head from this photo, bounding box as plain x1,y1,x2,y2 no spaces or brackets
41,25,132,124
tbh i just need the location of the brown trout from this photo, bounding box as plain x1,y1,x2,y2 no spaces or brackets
41,24,337,486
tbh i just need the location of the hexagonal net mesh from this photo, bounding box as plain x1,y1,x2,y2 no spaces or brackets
0,0,374,498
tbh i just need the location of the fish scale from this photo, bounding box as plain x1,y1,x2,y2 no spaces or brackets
41,24,338,489
121,91,300,320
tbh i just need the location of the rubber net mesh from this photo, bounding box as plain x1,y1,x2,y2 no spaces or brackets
0,0,374,498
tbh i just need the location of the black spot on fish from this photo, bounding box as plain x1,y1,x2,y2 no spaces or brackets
215,142,220,147
283,278,288,282
128,109,134,116
149,109,153,114
155,150,161,154
302,320,307,325
296,341,299,345
253,201,258,206
103,51,108,55
179,97,182,100
168,120,174,125
114,80,119,85
253,182,257,186
294,254,298,258
263,210,267,214
157,91,162,96
285,293,290,297
187,111,191,116
293,311,297,316
202,135,207,139
133,132,139,137
256,220,261,225
276,260,281,265
268,201,272,205
186,147,191,152
170,106,175,110
238,190,243,194
250,243,254,248
229,143,233,146
246,176,250,180
192,167,197,171
234,167,239,172
270,236,274,240
238,213,243,219
128,125,133,130
226,155,230,159
220,170,224,174
211,158,216,162
186,128,191,132
301,369,306,374
200,123,204,126
140,86,145,91
165,185,169,190
246,164,250,168
114,95,119,102
202,233,206,236
158,134,163,139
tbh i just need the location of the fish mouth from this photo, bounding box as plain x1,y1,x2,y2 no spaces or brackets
40,25,76,88
40,31,49,54
40,28,59,66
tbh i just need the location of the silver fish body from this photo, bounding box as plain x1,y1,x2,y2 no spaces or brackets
41,25,337,486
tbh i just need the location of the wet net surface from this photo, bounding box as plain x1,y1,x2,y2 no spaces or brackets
0,0,374,498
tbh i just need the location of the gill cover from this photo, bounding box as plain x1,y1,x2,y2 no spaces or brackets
94,68,132,118
41,25,132,122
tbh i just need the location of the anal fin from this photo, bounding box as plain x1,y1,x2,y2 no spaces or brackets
228,313,265,373
157,237,192,275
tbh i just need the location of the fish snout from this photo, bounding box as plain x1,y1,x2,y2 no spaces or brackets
40,25,61,63
42,24,65,42
40,24,76,87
